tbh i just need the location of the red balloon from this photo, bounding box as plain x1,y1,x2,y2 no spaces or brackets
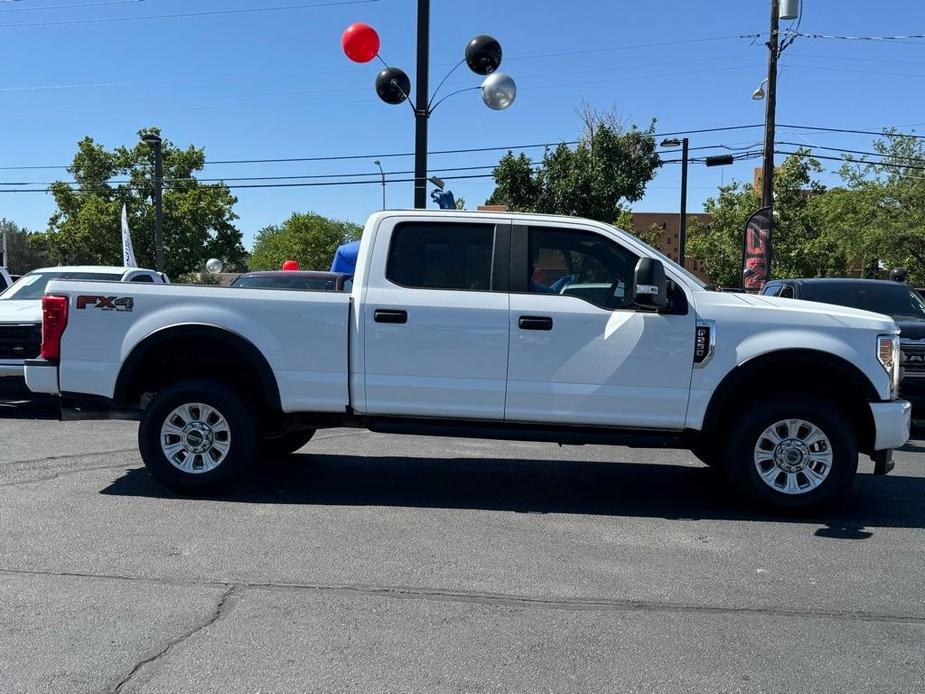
282,260,300,271
342,22,380,63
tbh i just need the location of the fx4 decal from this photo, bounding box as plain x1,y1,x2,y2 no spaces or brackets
76,295,135,312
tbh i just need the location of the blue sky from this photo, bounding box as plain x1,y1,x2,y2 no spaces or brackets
1,0,924,248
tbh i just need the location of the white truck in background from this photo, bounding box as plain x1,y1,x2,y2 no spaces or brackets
0,266,167,379
25,211,910,510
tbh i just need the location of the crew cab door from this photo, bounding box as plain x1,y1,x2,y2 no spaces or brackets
362,219,510,419
505,223,695,430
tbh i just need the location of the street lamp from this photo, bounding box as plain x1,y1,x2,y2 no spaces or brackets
342,9,516,209
141,132,164,272
660,137,689,268
752,78,768,101
373,160,385,210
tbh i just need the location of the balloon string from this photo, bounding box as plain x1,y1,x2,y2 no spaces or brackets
427,58,466,112
428,85,480,114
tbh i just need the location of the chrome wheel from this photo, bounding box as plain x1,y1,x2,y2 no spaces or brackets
753,418,832,495
160,402,231,474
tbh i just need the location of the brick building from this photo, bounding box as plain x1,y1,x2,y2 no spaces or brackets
628,212,713,281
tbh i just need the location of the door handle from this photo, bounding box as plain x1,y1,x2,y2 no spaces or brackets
374,309,408,324
518,316,553,331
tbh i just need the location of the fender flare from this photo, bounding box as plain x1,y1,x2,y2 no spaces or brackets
113,324,282,411
701,348,879,435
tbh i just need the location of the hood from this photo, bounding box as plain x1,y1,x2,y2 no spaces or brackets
896,319,925,340
696,290,898,332
0,300,42,324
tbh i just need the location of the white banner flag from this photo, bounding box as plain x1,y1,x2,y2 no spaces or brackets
121,203,137,268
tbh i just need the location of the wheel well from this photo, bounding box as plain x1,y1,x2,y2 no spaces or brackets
114,326,281,415
701,351,878,454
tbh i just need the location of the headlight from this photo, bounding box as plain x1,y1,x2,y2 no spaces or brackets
877,334,901,399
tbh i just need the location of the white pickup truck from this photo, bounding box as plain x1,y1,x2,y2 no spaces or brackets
25,211,910,510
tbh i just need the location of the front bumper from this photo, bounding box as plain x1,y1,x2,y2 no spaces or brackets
869,399,911,451
0,360,25,378
24,359,59,395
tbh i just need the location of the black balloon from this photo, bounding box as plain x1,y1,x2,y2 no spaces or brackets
375,67,410,105
465,35,502,75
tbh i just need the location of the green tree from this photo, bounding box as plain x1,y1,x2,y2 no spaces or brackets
824,130,925,284
45,128,246,278
0,219,55,274
486,106,661,224
248,212,362,271
687,150,844,287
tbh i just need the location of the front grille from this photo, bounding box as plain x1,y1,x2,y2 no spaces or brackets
0,323,41,360
901,342,925,379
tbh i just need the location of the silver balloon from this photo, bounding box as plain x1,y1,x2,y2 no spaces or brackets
481,72,516,110
205,258,223,274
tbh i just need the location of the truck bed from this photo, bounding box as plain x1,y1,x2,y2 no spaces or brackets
47,280,351,413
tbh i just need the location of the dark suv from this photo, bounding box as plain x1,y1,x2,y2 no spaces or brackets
762,278,925,411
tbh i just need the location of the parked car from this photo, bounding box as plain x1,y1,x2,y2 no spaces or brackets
0,266,168,379
231,271,352,292
762,278,925,412
25,211,909,510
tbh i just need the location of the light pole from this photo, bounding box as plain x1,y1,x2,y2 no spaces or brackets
141,133,164,272
342,10,516,208
373,160,385,210
660,137,689,267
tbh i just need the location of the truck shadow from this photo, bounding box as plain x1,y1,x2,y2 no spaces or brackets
101,453,925,532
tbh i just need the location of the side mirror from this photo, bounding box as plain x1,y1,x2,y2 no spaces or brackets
633,257,668,309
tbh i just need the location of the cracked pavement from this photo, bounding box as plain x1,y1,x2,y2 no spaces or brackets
1,392,924,693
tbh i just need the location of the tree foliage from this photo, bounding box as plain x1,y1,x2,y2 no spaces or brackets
688,150,849,287
45,128,246,277
486,107,661,224
248,212,362,271
0,219,55,274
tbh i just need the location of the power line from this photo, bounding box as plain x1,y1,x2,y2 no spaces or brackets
0,0,147,11
0,0,377,28
778,123,925,140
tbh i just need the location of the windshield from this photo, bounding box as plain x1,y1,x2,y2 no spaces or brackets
609,223,708,289
0,271,122,301
802,282,925,320
231,275,344,291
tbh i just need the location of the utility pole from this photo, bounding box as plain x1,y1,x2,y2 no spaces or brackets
761,0,780,211
142,133,165,272
678,137,689,268
413,0,430,209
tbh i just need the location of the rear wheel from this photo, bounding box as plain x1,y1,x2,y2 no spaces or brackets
722,395,858,510
138,379,258,493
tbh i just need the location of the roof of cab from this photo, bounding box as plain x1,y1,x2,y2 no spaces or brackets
27,266,154,275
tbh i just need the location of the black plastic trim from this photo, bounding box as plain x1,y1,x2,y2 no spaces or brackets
374,309,408,324
491,223,511,293
518,316,553,331
509,224,529,293
112,324,282,411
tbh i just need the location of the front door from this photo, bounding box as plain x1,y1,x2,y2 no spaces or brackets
363,220,510,419
505,224,695,430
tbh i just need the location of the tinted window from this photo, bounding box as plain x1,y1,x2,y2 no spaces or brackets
1,272,122,300
387,223,494,291
801,282,925,319
233,275,340,291
529,227,639,310
129,274,154,283
780,285,795,298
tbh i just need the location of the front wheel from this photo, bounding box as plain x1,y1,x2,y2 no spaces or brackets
138,379,258,493
722,395,858,511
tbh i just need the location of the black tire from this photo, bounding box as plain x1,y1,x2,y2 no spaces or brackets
721,394,858,511
138,379,258,493
262,429,316,458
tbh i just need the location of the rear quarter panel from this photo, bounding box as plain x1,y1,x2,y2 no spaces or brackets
50,280,350,413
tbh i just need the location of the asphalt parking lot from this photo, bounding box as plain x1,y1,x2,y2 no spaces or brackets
1,384,924,693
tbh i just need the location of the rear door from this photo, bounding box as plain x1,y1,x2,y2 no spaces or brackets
505,223,695,430
362,219,511,419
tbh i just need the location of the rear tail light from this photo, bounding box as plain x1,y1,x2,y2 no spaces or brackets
40,295,69,361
